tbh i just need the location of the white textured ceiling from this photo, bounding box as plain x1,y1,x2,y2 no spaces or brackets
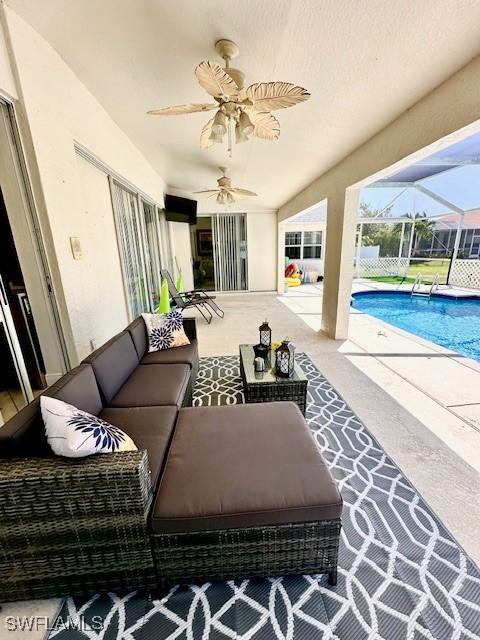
7,0,480,211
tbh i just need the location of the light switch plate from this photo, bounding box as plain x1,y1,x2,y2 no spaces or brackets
70,237,82,260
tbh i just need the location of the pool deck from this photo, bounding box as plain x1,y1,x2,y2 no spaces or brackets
279,280,480,475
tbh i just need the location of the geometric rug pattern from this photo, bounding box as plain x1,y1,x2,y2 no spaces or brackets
50,354,480,639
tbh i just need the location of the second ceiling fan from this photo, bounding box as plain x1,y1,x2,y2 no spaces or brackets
194,168,257,205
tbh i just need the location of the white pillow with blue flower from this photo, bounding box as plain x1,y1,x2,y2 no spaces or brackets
142,309,190,352
41,396,137,458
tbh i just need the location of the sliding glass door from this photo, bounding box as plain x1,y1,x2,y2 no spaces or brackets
0,273,33,407
110,181,173,317
212,213,248,291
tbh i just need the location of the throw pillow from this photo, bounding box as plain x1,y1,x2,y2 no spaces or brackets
142,309,190,352
41,395,137,458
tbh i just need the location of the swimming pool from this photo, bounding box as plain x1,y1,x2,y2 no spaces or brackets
352,291,480,361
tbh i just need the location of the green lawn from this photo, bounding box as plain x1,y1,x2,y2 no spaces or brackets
366,259,451,285
367,275,416,284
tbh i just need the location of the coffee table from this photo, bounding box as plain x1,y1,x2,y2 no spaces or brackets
239,344,308,415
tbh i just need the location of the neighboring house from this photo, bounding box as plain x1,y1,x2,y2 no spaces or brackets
284,205,326,281
416,209,480,258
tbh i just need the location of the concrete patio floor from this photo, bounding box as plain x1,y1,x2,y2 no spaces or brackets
192,290,480,568
3,290,479,637
280,280,480,470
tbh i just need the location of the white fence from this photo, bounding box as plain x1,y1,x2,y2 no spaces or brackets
354,257,409,277
449,259,480,289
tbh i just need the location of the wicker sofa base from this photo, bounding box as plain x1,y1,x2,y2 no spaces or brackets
0,452,155,602
152,519,342,591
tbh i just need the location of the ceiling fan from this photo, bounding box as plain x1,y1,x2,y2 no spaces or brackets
194,167,257,205
147,39,310,156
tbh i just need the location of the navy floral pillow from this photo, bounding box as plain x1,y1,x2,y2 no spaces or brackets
41,396,137,458
142,309,190,352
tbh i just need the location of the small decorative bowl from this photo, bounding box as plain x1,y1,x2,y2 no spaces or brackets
253,343,270,359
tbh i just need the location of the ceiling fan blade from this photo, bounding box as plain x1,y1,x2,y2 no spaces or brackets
248,111,280,140
246,82,310,110
231,187,258,197
147,103,218,116
195,60,239,98
193,189,220,194
200,116,215,149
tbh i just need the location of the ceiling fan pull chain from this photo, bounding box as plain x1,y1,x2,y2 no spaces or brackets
227,119,233,158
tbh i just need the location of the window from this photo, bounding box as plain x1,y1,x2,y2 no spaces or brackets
141,201,162,307
285,231,302,259
285,230,322,260
303,231,322,259
110,181,173,318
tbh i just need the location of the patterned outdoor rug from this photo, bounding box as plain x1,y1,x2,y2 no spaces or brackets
50,354,480,639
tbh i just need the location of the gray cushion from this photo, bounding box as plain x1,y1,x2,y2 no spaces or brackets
45,364,103,416
126,317,148,359
82,331,139,403
151,402,343,533
99,406,178,487
140,339,198,367
109,364,190,408
0,364,102,458
0,397,47,458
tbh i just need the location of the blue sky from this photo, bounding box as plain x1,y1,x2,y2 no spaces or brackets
360,165,480,218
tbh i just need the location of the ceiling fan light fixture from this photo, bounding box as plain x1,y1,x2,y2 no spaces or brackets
212,110,227,135
235,122,249,144
209,129,224,144
239,111,254,136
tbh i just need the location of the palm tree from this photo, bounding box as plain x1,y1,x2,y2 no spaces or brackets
394,212,434,255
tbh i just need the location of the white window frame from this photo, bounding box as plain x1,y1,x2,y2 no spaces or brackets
285,230,322,260
285,231,302,259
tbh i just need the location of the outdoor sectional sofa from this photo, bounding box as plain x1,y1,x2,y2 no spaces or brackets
0,317,342,602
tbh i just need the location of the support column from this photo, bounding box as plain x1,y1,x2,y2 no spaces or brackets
355,223,363,277
321,188,359,339
407,218,415,265
448,215,464,284
277,221,286,293
397,222,405,274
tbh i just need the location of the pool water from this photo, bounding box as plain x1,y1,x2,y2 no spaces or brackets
352,292,480,361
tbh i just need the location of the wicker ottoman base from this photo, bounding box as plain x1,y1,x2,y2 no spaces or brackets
152,519,342,590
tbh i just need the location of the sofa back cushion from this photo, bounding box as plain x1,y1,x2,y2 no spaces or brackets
0,364,103,458
82,331,139,403
0,397,47,458
46,363,103,416
126,317,148,359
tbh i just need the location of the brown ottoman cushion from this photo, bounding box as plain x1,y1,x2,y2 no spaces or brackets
151,402,342,533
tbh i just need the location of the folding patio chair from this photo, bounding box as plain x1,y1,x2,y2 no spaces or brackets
161,270,225,324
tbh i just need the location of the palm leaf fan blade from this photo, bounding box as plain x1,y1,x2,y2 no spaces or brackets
195,60,239,97
200,116,215,149
248,111,280,140
246,82,310,110
147,103,218,115
231,187,258,197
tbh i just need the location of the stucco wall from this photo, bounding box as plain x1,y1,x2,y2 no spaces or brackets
247,212,277,291
0,16,15,99
4,8,168,362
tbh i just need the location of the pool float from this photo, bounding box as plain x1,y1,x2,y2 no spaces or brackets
285,262,302,287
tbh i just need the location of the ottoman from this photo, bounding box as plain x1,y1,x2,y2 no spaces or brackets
150,402,342,588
